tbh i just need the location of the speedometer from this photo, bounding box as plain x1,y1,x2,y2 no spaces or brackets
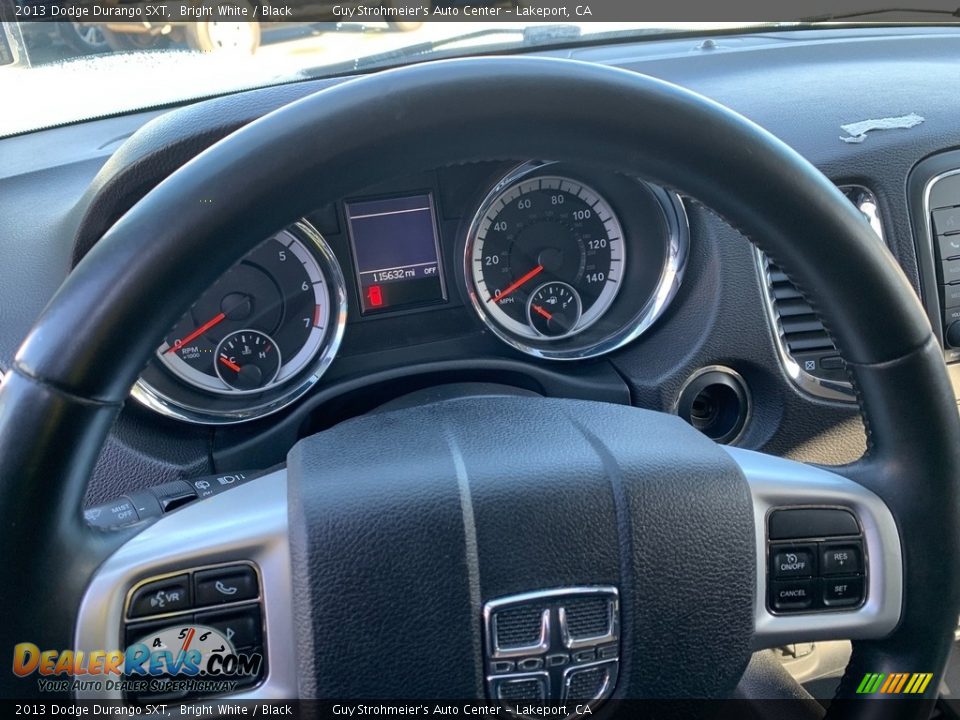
468,174,624,340
465,162,690,360
133,220,347,424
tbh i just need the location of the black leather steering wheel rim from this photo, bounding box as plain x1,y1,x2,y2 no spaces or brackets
1,57,958,711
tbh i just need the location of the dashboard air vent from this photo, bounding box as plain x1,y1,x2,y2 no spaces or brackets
757,186,883,402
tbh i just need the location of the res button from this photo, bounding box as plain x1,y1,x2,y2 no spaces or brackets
821,544,863,576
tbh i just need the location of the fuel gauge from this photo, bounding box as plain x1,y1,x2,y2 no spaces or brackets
214,330,281,392
527,281,583,338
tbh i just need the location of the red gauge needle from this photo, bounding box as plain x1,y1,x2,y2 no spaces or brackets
164,312,226,353
532,304,554,321
489,264,544,304
180,627,196,653
219,355,242,373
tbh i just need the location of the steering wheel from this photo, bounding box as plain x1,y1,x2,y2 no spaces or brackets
1,57,958,716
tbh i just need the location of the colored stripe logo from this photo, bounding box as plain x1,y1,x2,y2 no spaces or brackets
856,672,934,694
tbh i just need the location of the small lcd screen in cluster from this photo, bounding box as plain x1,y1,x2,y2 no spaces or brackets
345,193,447,314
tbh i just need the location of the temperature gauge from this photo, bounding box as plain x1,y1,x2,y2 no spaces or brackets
214,330,281,392
527,281,583,338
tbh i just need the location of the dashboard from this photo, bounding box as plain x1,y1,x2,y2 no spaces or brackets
4,26,960,506
134,160,687,423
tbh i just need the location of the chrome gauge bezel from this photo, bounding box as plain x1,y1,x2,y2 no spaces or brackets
470,173,626,340
131,220,348,425
464,161,690,361
155,228,331,397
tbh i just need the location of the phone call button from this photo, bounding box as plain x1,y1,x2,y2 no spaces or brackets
195,565,259,606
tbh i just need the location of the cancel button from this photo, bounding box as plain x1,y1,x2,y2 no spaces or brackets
773,546,814,579
772,579,814,611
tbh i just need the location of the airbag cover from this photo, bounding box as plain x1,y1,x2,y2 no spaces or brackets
286,397,755,698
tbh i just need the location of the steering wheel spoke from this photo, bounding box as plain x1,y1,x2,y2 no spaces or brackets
74,469,295,701
726,448,903,651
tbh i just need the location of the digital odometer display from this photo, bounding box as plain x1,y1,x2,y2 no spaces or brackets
346,194,446,314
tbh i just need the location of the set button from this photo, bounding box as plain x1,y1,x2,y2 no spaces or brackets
823,576,864,607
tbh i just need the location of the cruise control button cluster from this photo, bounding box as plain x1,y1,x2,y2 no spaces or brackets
767,509,866,613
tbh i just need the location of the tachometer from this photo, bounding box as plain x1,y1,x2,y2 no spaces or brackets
133,220,347,424
467,173,624,340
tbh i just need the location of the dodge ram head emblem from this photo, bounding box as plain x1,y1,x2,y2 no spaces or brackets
483,587,620,703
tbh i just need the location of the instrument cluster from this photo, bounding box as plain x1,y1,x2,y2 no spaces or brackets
134,161,689,424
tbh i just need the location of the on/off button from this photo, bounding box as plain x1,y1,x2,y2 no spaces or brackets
772,546,814,579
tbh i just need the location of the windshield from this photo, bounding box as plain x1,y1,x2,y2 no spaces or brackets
1,19,782,135
4,9,948,137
